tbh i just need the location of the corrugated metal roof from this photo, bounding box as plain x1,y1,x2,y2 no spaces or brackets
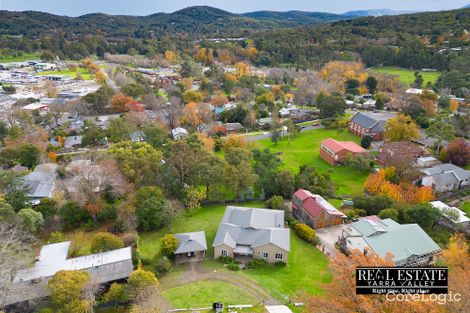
351,219,440,263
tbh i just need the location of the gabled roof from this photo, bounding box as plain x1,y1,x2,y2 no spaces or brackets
351,112,395,132
421,163,470,182
350,218,441,263
321,138,366,154
213,207,290,251
23,171,55,198
293,189,346,218
174,231,207,254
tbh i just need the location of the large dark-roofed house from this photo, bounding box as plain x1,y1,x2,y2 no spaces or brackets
213,206,290,263
349,112,395,141
174,231,207,263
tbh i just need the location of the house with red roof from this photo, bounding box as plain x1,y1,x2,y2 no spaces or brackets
320,138,367,166
292,189,347,229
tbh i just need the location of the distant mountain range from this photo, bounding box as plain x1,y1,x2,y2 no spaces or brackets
0,5,468,39
341,9,418,17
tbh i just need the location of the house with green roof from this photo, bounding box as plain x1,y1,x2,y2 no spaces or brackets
340,216,441,266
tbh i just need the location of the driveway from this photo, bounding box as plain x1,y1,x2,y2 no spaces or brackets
315,224,345,257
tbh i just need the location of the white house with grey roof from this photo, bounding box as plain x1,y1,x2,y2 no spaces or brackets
174,231,207,263
340,216,441,266
421,163,470,192
2,241,133,307
213,206,290,263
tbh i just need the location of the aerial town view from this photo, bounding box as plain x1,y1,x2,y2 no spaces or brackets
0,0,469,312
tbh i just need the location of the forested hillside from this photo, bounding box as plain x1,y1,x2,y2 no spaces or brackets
0,6,348,39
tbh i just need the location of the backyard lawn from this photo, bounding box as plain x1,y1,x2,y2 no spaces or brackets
256,128,369,196
162,280,259,308
370,66,440,86
240,231,331,300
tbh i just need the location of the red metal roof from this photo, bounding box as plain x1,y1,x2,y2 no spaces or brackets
321,138,366,154
293,189,346,218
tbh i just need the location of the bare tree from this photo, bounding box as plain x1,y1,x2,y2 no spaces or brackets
129,285,168,313
0,218,35,307
63,158,133,220
165,96,183,129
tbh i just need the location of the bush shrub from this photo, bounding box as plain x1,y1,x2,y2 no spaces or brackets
246,258,267,269
265,195,286,210
227,263,240,271
154,256,173,277
294,223,317,243
48,231,66,243
218,255,236,264
274,261,287,267
90,232,124,253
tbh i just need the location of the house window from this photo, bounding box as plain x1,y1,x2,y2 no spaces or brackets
275,253,283,260
221,250,227,256
262,252,268,259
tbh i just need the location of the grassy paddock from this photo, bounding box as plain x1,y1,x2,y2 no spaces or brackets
256,128,368,196
370,66,440,86
0,52,41,63
39,67,92,80
162,280,259,308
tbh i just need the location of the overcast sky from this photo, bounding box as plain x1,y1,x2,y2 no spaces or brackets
1,0,468,16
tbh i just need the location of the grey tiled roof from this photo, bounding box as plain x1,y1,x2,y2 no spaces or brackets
174,231,207,254
23,171,55,198
351,112,395,132
213,207,290,251
421,163,470,182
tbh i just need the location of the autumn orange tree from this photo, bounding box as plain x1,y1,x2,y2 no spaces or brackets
307,247,455,313
181,102,213,131
384,114,420,142
111,93,133,112
319,61,367,92
194,47,214,65
164,50,176,63
364,167,435,204
235,62,250,78
440,234,470,313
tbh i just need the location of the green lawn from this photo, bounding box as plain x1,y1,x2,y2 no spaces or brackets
370,66,440,86
39,68,92,80
162,280,258,308
0,52,41,63
461,201,470,215
256,128,368,196
240,231,331,300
